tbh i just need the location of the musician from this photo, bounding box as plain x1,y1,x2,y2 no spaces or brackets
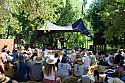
53,38,59,49
59,36,65,48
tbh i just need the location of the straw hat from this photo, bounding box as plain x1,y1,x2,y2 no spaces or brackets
33,55,44,63
80,51,86,57
4,44,8,46
94,65,99,70
114,78,124,83
20,46,24,51
108,78,124,83
0,74,10,83
88,66,95,74
7,56,13,62
76,58,83,65
67,50,72,54
46,57,57,64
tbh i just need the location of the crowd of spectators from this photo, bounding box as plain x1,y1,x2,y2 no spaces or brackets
0,44,125,83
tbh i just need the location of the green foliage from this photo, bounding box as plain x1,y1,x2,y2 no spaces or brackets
85,1,107,32
0,0,89,48
99,0,125,41
56,0,75,25
86,0,125,48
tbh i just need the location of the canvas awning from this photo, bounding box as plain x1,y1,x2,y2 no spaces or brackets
36,18,93,39
38,21,74,31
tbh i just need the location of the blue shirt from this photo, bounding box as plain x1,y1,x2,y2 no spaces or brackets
11,52,18,63
15,62,30,82
74,64,85,76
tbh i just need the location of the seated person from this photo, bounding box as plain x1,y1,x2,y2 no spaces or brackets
0,74,18,83
62,76,78,83
74,58,85,78
77,66,95,83
105,55,114,67
94,70,103,83
58,57,71,80
114,61,125,82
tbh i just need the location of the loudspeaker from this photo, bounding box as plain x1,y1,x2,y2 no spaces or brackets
16,34,22,39
90,45,93,49
98,38,105,45
14,39,21,44
94,33,104,39
94,33,105,45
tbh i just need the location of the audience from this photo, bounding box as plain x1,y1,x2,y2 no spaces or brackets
0,44,125,83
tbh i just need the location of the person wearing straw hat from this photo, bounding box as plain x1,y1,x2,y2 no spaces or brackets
29,55,44,81
74,57,85,78
4,56,15,79
18,46,25,56
107,77,124,83
0,74,10,83
0,74,18,83
62,76,78,83
43,56,60,83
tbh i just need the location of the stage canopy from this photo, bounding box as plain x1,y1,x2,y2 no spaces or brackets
36,18,93,39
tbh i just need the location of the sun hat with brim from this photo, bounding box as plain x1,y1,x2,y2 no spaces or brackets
108,78,124,83
0,74,10,83
33,55,44,63
7,56,13,62
21,46,25,50
76,58,83,64
46,57,57,64
80,52,86,57
67,51,72,54
114,78,124,83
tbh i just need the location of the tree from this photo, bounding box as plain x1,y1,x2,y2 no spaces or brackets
0,0,88,48
85,0,107,32
99,0,125,41
86,0,125,48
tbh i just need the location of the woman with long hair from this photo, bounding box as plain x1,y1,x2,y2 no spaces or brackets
43,56,60,83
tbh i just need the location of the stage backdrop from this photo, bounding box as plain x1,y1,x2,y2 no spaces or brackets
0,39,14,52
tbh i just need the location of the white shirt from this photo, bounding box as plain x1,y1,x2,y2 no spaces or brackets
70,53,76,62
105,57,113,66
44,67,57,80
82,56,91,68
0,52,8,63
